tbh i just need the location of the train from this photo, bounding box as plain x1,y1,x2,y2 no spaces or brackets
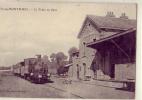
12,55,51,83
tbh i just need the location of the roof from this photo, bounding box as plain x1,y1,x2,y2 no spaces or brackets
72,50,79,54
87,28,136,48
24,58,36,60
65,63,73,67
78,15,136,38
88,15,136,30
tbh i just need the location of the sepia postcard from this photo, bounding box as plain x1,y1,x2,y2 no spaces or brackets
0,0,140,100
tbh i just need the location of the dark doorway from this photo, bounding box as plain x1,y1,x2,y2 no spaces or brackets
77,64,80,79
110,64,115,78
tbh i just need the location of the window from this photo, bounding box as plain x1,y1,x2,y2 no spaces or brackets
83,63,86,66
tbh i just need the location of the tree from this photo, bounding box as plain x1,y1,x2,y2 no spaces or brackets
49,52,68,75
55,52,68,75
50,53,56,62
55,52,67,67
68,47,78,63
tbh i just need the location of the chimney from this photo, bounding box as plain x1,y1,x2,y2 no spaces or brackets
106,11,115,17
120,13,128,19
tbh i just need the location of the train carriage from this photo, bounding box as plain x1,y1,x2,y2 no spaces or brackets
20,61,25,78
12,55,51,83
13,64,21,76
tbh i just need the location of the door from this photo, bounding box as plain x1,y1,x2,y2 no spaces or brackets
77,65,80,79
83,63,86,77
110,64,115,78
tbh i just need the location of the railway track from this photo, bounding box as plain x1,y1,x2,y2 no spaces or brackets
15,75,84,98
47,84,84,98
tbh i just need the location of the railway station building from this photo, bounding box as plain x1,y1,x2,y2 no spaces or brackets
72,12,136,81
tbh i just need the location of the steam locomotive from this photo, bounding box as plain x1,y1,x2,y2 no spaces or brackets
12,55,51,83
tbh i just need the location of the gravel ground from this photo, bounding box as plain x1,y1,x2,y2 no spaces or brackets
0,71,135,99
0,71,81,98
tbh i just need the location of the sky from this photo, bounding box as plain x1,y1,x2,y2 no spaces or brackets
0,1,136,66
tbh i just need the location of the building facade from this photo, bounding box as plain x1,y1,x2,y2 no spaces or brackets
72,14,136,81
